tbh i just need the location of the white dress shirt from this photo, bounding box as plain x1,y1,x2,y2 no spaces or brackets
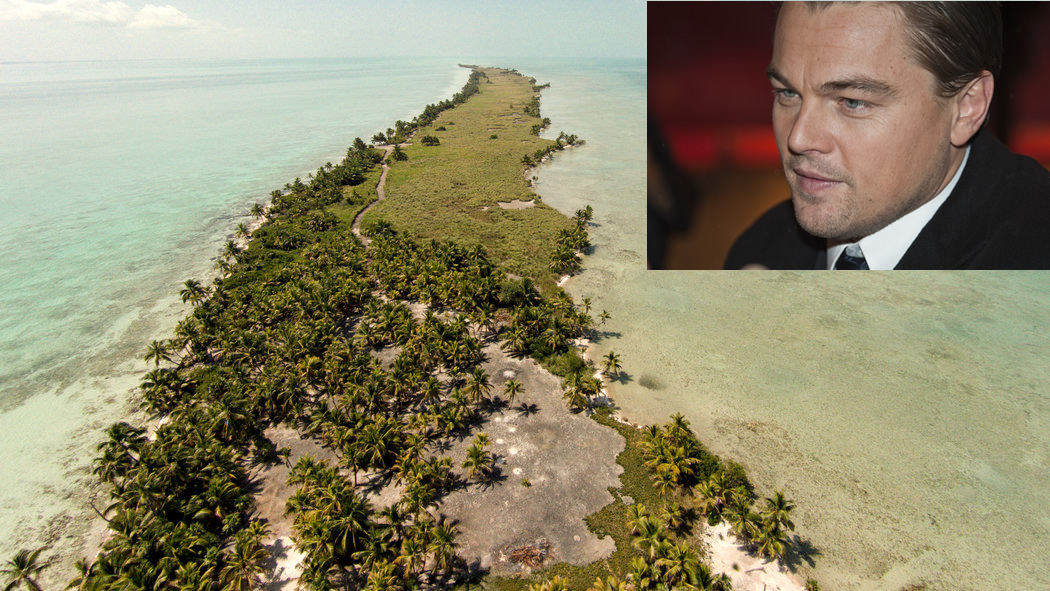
827,146,971,270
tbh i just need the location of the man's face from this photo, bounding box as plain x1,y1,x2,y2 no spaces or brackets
769,3,961,242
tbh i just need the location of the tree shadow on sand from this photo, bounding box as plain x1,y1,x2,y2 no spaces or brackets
781,534,821,571
260,535,293,591
516,402,540,417
590,329,622,343
482,396,511,415
476,464,508,491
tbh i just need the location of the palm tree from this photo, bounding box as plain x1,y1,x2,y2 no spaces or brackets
630,517,665,563
2,548,49,591
365,559,398,591
562,373,589,411
580,296,593,314
754,521,790,561
219,533,269,591
661,501,690,534
654,542,701,588
461,442,493,482
179,279,208,305
143,340,173,367
665,412,692,446
628,556,654,590
465,366,491,404
600,351,622,378
429,518,459,574
503,379,523,404
420,376,442,406
625,503,649,536
724,487,760,542
394,536,424,579
761,490,796,533
352,527,394,572
694,470,733,515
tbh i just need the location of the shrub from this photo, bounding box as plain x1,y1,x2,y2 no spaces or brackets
489,134,498,139
721,460,754,495
420,135,440,146
544,350,588,378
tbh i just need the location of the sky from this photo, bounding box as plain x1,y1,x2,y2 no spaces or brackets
0,0,647,62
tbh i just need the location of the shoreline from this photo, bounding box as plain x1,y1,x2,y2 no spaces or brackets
566,277,806,591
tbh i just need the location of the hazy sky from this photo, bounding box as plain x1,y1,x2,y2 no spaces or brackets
0,0,647,62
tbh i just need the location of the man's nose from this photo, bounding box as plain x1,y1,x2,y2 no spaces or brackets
787,100,833,155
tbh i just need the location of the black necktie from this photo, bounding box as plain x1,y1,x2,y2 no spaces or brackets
835,246,869,270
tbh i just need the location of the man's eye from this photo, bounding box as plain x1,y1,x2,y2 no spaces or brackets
843,98,867,110
774,89,799,100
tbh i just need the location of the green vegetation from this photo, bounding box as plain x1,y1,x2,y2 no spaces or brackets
362,67,584,289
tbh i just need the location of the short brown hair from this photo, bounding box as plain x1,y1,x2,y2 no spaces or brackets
801,2,1002,97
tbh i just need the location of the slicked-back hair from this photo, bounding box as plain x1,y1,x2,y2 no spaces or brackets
799,2,1002,98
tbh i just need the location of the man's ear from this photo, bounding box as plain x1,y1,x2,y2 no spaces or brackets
951,71,994,147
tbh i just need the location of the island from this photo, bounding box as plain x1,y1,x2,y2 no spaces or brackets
3,67,814,591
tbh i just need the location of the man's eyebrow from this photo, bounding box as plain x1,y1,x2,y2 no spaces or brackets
820,77,900,98
766,65,792,88
766,64,900,98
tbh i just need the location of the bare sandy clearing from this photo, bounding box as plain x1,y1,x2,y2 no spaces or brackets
497,199,536,209
433,340,624,575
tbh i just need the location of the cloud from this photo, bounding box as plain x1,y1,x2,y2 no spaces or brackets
127,4,197,29
0,0,208,30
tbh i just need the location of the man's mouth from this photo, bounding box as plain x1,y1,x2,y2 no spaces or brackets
793,167,845,194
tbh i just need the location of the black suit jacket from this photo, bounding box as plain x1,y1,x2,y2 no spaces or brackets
724,130,1050,269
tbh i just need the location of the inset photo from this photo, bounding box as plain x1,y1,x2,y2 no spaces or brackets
650,1,1050,269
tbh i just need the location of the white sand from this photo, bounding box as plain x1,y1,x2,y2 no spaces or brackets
704,521,805,591
497,199,536,209
264,536,304,591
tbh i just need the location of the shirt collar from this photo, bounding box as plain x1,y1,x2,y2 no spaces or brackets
827,145,971,270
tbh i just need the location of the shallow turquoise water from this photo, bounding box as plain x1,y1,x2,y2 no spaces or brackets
0,57,472,572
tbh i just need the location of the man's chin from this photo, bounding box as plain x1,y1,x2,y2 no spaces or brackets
792,198,853,240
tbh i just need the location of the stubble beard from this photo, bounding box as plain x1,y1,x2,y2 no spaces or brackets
785,156,864,242
786,155,945,243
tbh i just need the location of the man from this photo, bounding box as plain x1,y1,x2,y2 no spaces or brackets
724,2,1050,270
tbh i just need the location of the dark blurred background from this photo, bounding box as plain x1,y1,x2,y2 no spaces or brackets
649,1,1050,269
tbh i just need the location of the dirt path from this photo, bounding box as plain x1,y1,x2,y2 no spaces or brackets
351,143,396,246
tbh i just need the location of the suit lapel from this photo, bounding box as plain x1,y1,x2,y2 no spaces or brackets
895,130,1004,269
